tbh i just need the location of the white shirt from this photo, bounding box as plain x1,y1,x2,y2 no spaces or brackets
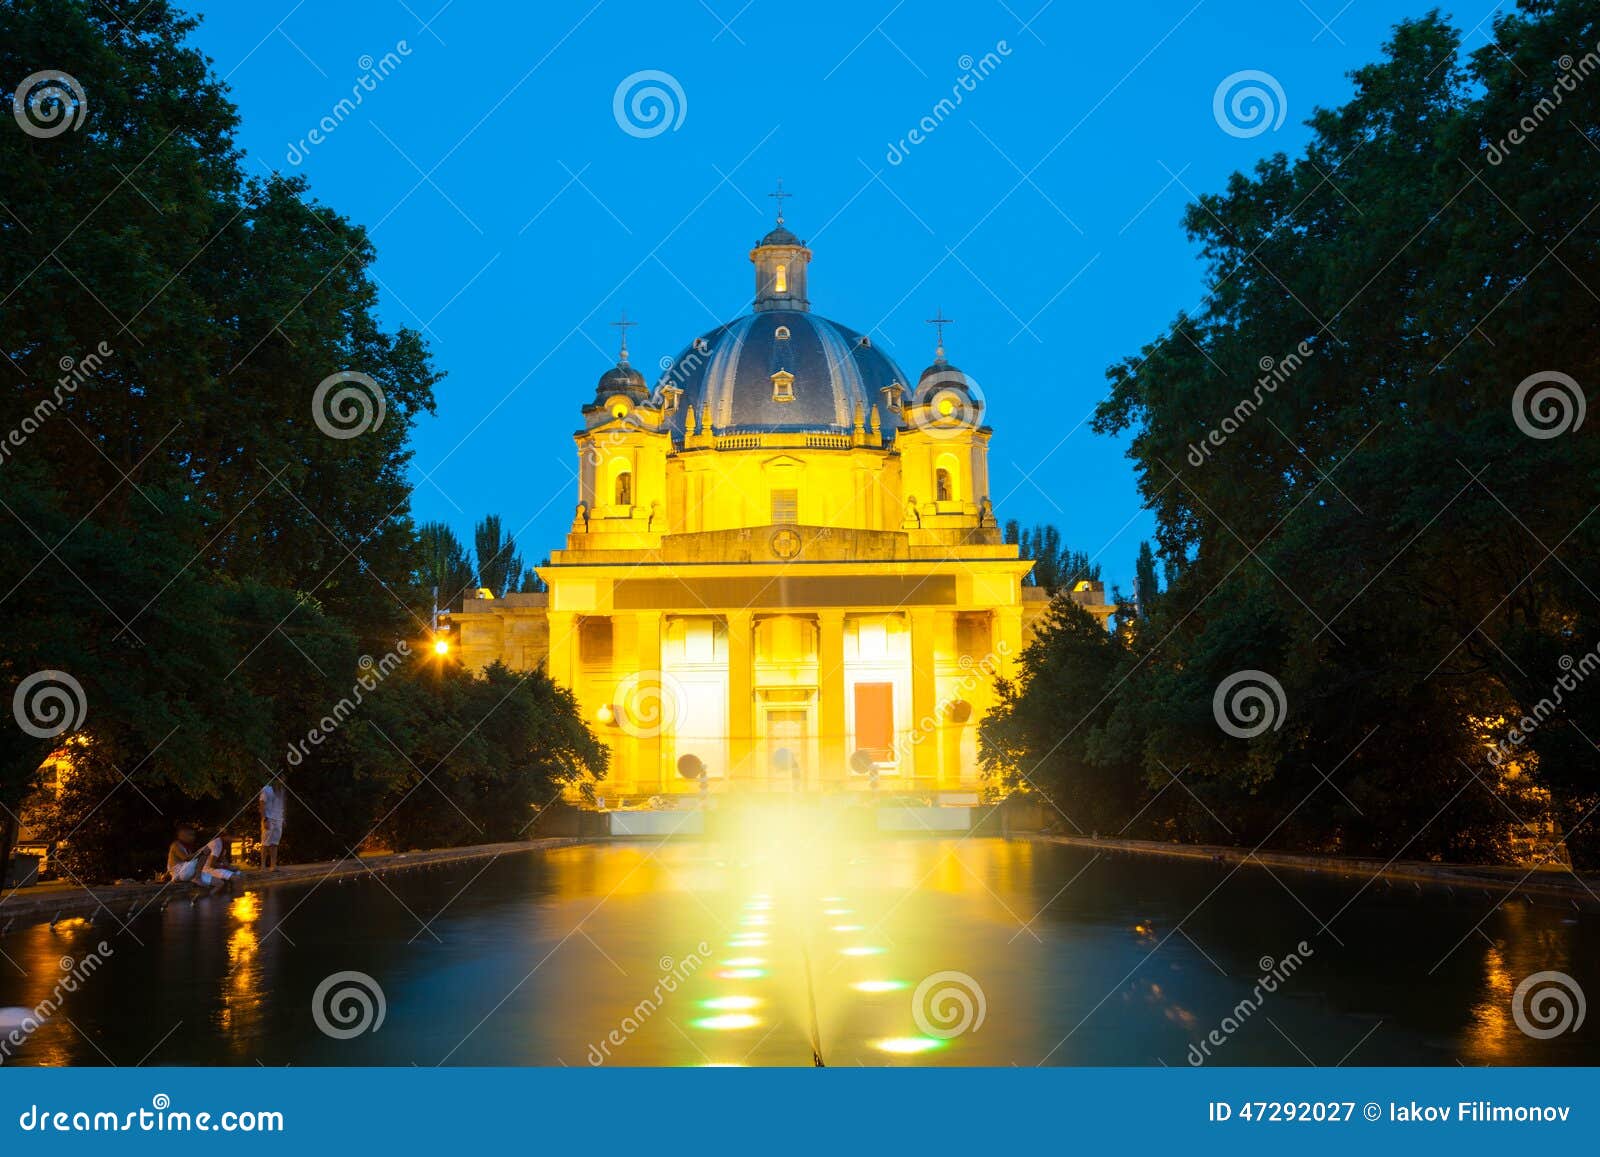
261,784,285,822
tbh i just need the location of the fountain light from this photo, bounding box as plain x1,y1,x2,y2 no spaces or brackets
714,968,766,980
831,924,863,933
851,980,908,994
692,1014,761,1031
700,996,761,1011
873,1036,945,1055
840,946,884,957
721,957,765,967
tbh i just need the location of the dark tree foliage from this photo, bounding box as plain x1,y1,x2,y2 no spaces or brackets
473,514,525,600
1005,520,1102,593
417,520,477,612
995,2,1600,865
1,0,603,880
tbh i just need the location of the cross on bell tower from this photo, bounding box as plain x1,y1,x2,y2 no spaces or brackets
768,178,792,225
926,308,954,362
609,311,636,365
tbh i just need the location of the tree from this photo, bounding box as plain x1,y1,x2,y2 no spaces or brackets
1004,521,1101,594
1081,2,1599,862
474,514,525,600
418,521,476,611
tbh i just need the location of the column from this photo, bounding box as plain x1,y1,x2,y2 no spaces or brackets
544,611,577,690
909,607,939,792
635,612,664,795
726,610,754,785
995,604,1023,680
818,609,846,789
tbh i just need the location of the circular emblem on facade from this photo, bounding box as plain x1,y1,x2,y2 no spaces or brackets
769,528,802,559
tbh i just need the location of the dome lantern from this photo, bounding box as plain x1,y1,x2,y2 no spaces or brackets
751,179,811,313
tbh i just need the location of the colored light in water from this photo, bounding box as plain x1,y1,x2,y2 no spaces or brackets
715,968,766,980
820,896,844,902
693,1014,760,1031
700,1062,745,1067
721,957,765,967
700,996,761,1011
874,1037,945,1055
740,915,770,926
729,936,767,947
851,980,908,994
823,908,851,916
840,946,884,957
831,924,864,933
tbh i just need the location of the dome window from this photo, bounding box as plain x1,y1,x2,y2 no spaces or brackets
774,325,791,340
771,369,795,402
774,263,788,293
935,467,954,502
859,336,872,348
614,469,633,507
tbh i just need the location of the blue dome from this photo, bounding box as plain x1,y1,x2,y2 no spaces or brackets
661,310,910,436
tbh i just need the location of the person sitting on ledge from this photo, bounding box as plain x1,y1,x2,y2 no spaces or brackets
165,823,237,897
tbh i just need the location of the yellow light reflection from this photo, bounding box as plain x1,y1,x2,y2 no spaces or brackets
701,996,762,1011
840,946,884,957
823,908,851,916
721,957,765,967
831,924,864,933
714,968,766,980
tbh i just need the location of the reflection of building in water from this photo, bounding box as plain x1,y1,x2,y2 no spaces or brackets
458,204,1113,799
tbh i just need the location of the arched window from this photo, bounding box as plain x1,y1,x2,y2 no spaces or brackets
935,467,953,503
774,263,788,293
614,469,633,506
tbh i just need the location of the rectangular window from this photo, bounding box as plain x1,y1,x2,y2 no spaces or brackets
771,488,798,524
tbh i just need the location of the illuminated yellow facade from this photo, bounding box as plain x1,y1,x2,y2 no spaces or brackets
458,213,1108,799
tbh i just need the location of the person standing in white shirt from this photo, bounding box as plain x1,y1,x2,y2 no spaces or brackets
259,779,286,871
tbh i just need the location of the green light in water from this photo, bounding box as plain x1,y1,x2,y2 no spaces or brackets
721,957,765,967
693,1014,761,1031
851,979,908,993
823,908,851,916
874,1036,945,1055
715,968,766,980
740,915,770,926
831,924,864,933
729,936,767,947
840,946,885,957
701,996,761,1011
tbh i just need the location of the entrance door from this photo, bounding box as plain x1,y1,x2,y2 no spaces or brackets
765,709,808,791
853,681,895,765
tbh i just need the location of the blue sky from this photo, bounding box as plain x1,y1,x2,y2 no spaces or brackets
183,0,1472,590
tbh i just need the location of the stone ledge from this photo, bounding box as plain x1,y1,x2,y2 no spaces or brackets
0,838,597,930
1015,833,1600,909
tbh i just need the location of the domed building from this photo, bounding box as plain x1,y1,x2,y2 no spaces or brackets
457,207,1106,801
